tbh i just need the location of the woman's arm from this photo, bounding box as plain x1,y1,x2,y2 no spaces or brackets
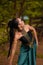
8,38,18,65
28,25,38,47
8,31,22,65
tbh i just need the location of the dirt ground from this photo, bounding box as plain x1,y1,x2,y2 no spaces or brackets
0,37,43,65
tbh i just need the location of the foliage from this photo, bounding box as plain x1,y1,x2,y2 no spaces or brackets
0,0,43,44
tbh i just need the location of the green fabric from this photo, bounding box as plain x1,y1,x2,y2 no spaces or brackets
17,40,37,65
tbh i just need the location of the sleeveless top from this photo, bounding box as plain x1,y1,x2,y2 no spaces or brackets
19,31,33,46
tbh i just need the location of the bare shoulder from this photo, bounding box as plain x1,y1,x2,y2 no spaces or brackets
15,31,23,40
25,24,29,26
26,24,31,28
25,24,30,28
26,24,36,31
25,24,32,29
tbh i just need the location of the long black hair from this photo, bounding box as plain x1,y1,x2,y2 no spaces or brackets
7,18,19,57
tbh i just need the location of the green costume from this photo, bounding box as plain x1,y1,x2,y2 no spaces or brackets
17,31,37,65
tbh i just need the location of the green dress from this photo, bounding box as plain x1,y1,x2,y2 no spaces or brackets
17,31,37,65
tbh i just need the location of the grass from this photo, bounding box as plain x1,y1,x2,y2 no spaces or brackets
37,54,43,58
0,50,43,59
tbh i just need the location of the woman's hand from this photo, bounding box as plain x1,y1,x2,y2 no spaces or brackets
8,56,12,65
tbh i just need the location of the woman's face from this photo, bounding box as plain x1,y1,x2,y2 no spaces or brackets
16,18,25,31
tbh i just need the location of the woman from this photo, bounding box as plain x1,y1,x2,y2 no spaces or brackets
7,18,38,65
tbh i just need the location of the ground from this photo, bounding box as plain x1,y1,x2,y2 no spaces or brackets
0,37,43,65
